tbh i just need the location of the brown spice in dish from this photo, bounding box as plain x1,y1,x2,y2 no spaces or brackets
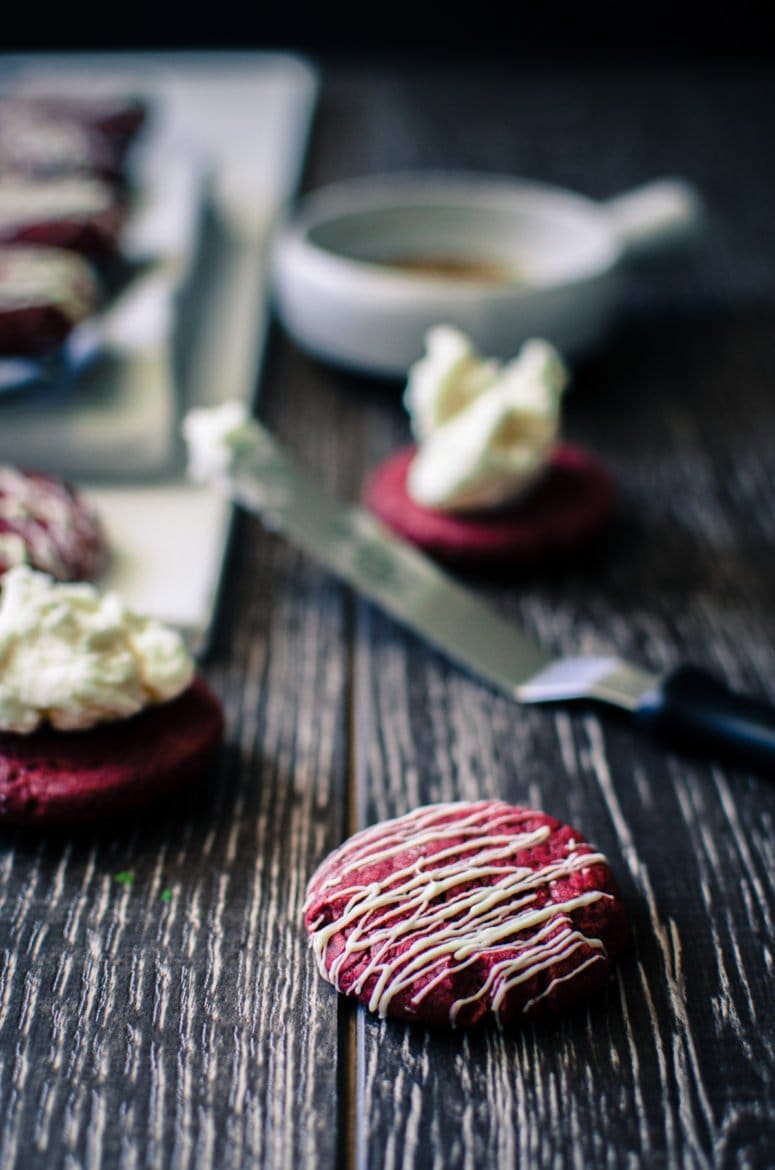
379,254,519,283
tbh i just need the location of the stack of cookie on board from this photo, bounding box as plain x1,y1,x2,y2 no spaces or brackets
0,91,146,365
0,89,226,831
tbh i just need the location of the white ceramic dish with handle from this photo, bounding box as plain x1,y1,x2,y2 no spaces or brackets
271,172,704,377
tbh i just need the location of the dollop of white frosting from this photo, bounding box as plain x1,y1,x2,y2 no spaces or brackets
404,325,501,442
182,401,254,484
0,566,195,734
404,327,569,512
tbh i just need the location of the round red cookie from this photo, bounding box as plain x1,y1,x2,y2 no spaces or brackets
305,800,629,1028
0,175,126,258
363,443,616,570
0,245,100,357
0,95,147,169
0,676,225,826
0,465,108,582
0,101,126,183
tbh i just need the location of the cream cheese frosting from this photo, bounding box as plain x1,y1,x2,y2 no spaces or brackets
182,400,255,485
0,566,194,734
404,325,501,442
404,327,569,513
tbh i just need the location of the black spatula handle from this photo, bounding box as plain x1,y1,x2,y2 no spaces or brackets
634,666,775,773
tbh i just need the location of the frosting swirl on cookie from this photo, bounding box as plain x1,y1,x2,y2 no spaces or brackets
0,566,194,733
404,328,569,513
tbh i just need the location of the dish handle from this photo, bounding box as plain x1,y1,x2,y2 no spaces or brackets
603,178,705,260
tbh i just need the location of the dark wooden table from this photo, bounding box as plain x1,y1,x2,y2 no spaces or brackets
1,55,774,1170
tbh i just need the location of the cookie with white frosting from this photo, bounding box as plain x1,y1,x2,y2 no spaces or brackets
0,465,108,582
0,95,147,182
0,245,100,356
305,800,629,1028
0,104,117,183
364,443,616,571
0,675,224,825
364,328,616,571
0,567,224,825
0,175,126,258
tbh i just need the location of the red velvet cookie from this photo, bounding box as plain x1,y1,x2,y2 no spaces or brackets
363,443,616,571
7,95,147,146
0,465,108,581
0,104,114,182
0,675,224,826
305,800,629,1028
0,98,145,182
0,176,126,258
55,95,147,151
0,245,100,357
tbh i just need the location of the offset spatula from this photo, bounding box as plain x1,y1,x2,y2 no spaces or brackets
186,409,775,774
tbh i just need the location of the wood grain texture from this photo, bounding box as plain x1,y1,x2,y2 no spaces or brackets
327,62,775,1170
1,57,775,1170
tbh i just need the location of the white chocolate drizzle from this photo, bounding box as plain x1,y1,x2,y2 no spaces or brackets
306,801,615,1025
0,466,104,579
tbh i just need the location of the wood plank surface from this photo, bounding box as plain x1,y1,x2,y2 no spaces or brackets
322,62,775,1170
1,55,774,1170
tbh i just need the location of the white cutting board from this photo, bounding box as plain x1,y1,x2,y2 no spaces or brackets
0,51,319,649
